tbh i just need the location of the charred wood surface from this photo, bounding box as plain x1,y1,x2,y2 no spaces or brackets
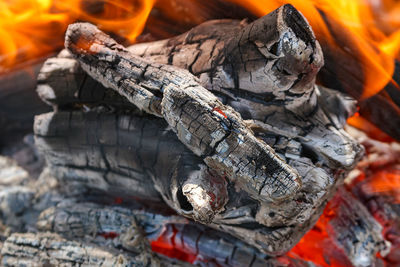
36,201,279,267
64,21,302,204
33,5,364,256
0,162,279,267
34,105,332,254
0,152,390,266
148,0,400,141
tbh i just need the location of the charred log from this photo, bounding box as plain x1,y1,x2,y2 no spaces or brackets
34,5,363,256
64,21,302,204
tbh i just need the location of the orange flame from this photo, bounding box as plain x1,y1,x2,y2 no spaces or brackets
347,112,395,142
2,0,400,100
228,0,400,99
0,0,154,72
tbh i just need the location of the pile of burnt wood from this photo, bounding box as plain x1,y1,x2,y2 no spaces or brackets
0,5,396,267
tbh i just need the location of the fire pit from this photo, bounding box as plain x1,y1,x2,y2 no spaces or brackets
0,1,399,266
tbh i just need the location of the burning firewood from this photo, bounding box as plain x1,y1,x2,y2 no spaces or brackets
32,4,365,257
0,0,398,265
36,201,279,266
64,22,303,204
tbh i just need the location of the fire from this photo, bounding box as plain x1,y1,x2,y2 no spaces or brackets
2,0,400,99
347,112,395,142
228,0,400,99
0,0,154,72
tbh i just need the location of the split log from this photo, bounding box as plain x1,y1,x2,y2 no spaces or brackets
130,4,323,118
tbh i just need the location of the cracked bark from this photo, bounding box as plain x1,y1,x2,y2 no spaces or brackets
64,21,302,204
33,4,365,256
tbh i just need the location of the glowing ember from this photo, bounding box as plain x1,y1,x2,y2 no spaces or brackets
347,124,400,204
290,127,400,266
98,231,119,239
288,205,354,267
150,225,197,264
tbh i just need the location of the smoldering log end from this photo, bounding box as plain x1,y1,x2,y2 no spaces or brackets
282,4,316,48
65,22,126,58
65,23,96,55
